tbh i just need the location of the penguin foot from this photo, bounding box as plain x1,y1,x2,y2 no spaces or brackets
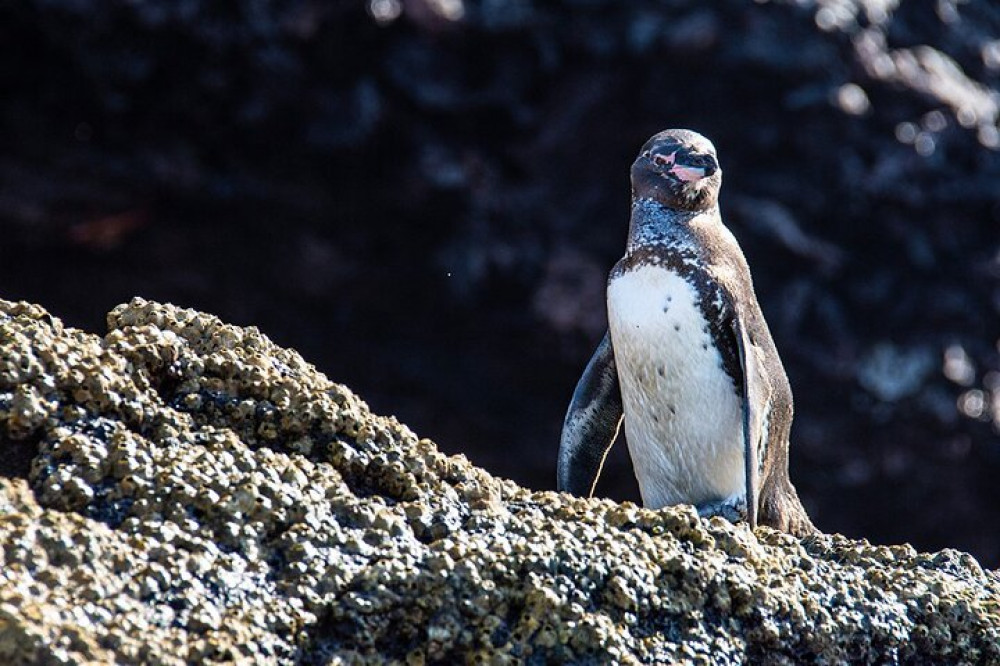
695,496,747,524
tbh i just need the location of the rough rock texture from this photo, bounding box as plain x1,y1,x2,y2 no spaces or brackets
1,0,999,564
1,299,998,664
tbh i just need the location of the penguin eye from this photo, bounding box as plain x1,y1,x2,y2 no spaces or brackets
652,152,676,167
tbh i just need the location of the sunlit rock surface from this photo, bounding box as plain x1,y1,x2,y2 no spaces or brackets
3,0,1000,562
1,299,998,664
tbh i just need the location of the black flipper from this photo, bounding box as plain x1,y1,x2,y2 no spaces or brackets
557,332,624,497
732,314,769,529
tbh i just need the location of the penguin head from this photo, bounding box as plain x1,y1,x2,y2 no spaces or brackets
631,129,722,211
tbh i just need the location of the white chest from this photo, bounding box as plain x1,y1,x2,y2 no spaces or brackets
606,264,745,509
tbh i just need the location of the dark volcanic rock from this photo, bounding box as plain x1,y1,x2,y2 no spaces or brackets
0,1,998,562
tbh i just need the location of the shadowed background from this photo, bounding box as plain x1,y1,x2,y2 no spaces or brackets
1,1,998,563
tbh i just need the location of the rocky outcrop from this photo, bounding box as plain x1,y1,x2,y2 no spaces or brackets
2,0,1000,562
1,299,998,664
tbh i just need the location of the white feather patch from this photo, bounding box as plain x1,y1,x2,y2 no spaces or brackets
607,263,745,509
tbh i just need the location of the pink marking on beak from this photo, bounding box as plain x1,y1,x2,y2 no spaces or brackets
669,164,706,182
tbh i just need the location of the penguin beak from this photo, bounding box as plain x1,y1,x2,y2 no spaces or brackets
651,150,717,182
669,164,708,182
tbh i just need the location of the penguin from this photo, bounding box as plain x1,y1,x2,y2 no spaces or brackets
557,129,814,536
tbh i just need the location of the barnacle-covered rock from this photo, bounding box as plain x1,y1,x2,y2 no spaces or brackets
1,298,998,664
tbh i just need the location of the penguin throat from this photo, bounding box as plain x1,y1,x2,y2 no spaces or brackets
628,198,709,251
